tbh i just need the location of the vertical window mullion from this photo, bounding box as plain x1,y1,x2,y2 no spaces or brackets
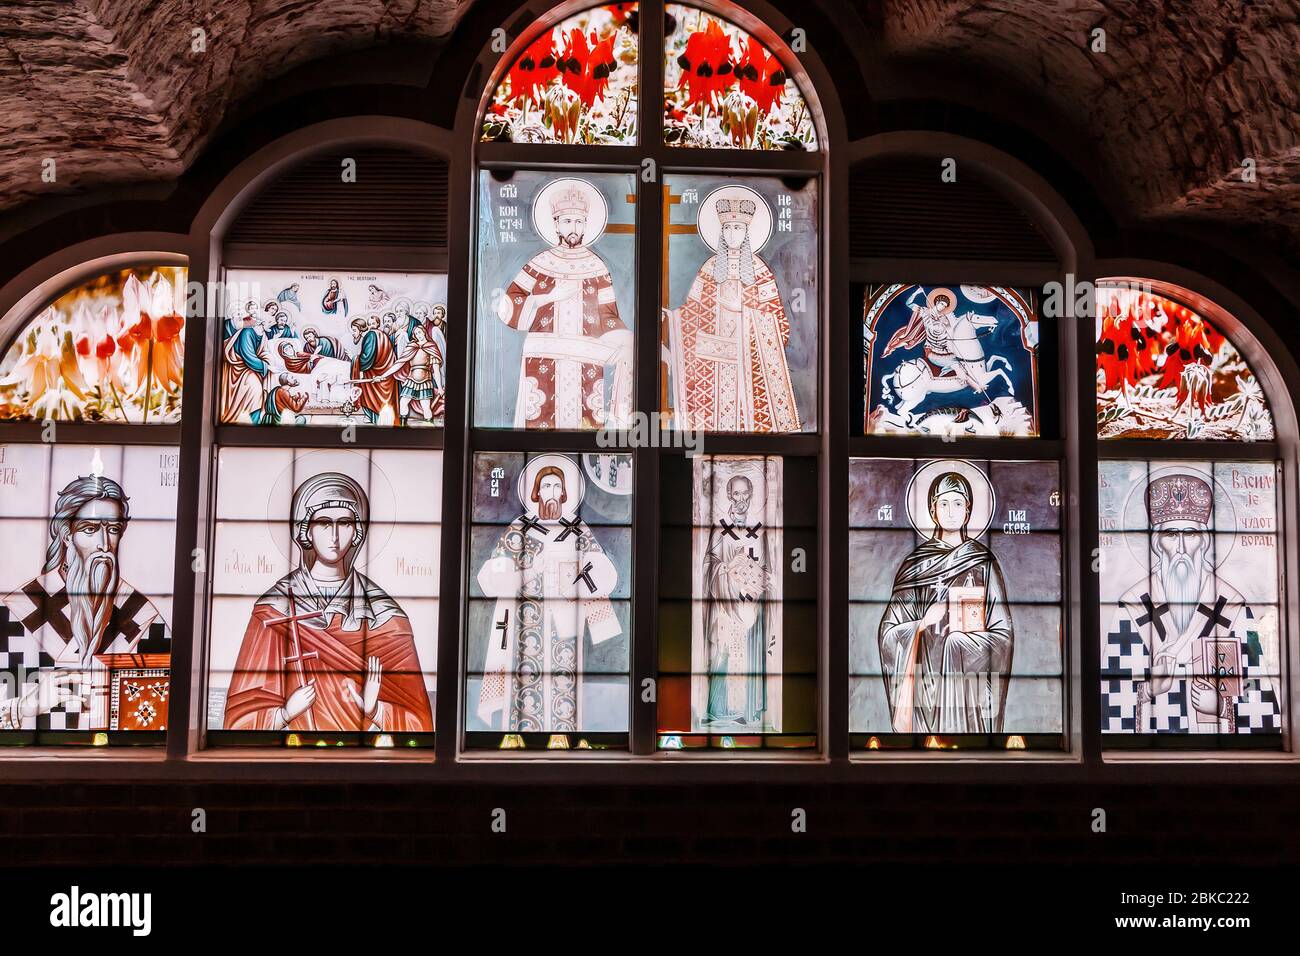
631,0,666,755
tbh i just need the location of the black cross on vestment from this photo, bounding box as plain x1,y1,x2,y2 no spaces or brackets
518,514,548,537
496,609,510,650
1135,593,1171,641
574,562,596,594
718,520,740,540
745,522,763,539
555,516,583,542
1197,596,1231,638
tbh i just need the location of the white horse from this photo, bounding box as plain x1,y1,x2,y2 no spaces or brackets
882,354,1015,428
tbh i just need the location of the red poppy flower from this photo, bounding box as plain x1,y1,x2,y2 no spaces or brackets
155,313,184,342
736,36,785,115
676,19,734,109
556,28,618,108
505,30,560,105
1158,308,1213,390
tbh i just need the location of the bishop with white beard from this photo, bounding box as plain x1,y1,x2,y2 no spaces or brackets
0,475,169,731
1102,474,1281,735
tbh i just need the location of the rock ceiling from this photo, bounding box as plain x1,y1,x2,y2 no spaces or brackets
1,0,1297,257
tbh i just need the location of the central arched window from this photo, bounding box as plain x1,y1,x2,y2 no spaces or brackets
468,0,825,753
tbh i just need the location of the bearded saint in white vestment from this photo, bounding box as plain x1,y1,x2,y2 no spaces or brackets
665,195,801,432
495,183,632,430
476,456,621,732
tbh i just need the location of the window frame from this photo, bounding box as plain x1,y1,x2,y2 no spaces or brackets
463,0,830,758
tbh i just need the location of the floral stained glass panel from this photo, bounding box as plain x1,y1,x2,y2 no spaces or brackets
664,4,817,150
481,3,638,145
1096,283,1274,441
0,266,186,423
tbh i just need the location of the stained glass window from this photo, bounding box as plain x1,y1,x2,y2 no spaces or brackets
0,266,187,424
474,170,636,430
660,174,817,432
481,3,638,145
849,458,1064,750
658,454,816,749
1098,460,1282,744
0,443,177,744
1095,282,1273,441
219,269,448,428
205,447,440,746
465,451,632,749
663,4,817,150
863,284,1041,437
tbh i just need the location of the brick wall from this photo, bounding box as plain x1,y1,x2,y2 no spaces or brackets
4,782,1297,867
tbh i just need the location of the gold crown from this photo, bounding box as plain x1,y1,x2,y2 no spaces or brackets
716,198,756,223
1147,474,1213,525
551,187,589,217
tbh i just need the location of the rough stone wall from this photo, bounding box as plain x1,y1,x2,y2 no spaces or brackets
0,0,461,209
880,0,1300,247
0,1,1297,251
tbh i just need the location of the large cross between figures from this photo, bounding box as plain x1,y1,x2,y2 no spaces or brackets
659,186,699,419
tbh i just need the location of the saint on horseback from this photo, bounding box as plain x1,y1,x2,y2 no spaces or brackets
879,286,1015,430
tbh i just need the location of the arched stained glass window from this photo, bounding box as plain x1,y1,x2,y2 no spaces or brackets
0,260,184,746
0,266,187,424
663,4,817,150
850,280,1063,752
1095,281,1274,441
1096,280,1285,748
471,0,825,753
481,3,639,145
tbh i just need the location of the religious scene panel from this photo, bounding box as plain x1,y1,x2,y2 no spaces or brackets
219,269,448,428
661,173,817,433
663,4,817,150
862,284,1041,437
1098,459,1283,743
0,443,177,743
848,457,1065,751
1095,282,1274,441
474,169,636,430
481,3,638,145
657,454,817,750
465,451,632,750
0,265,187,424
206,447,440,747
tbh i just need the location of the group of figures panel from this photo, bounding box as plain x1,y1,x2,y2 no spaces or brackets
219,270,449,429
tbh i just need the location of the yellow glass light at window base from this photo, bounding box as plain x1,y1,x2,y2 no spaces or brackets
0,266,187,424
481,3,639,145
664,4,817,150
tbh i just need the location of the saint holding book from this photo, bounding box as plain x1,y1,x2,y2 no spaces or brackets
878,464,1013,734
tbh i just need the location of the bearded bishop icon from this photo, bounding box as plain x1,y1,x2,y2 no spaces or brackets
475,455,621,733
0,474,170,731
